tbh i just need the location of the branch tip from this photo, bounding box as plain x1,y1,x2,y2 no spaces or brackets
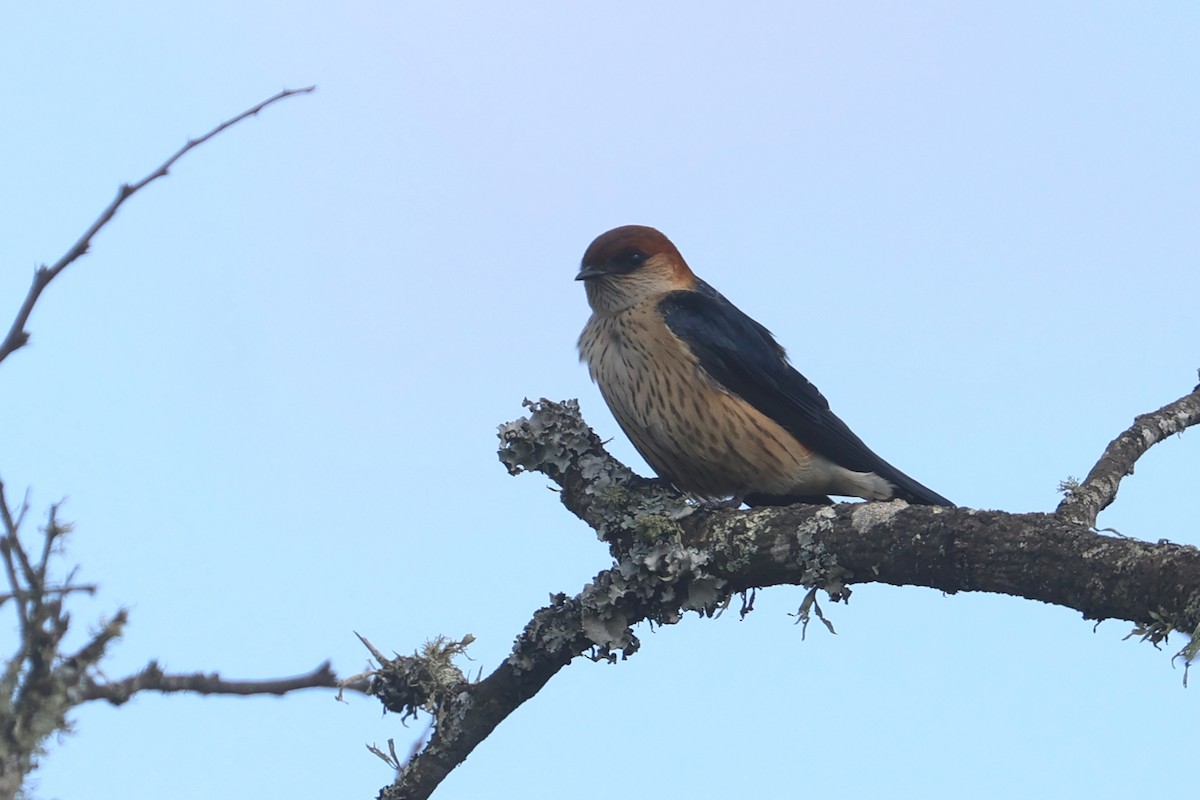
0,85,314,367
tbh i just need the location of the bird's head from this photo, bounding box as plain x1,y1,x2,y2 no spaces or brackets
576,225,695,314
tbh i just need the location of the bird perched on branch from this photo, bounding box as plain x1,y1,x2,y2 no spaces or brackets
576,225,952,507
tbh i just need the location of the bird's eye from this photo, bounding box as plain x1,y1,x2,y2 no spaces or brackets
623,251,647,269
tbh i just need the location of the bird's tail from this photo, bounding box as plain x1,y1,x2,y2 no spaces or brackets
883,468,953,506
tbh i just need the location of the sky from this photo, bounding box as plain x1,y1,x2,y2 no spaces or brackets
2,2,1198,798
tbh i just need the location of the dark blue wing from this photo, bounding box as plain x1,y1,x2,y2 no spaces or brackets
658,283,951,506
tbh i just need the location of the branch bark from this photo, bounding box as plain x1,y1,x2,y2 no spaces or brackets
1056,381,1200,527
371,398,1200,800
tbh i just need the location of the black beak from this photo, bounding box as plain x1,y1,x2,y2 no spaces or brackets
574,265,607,281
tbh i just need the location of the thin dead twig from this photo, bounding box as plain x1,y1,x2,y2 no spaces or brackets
79,660,354,705
0,85,316,365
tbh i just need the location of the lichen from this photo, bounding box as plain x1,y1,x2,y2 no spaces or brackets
366,634,475,722
850,500,906,532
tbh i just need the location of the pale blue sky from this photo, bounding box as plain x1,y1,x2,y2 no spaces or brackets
3,3,1198,798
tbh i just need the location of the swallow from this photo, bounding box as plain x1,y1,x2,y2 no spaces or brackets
575,225,952,507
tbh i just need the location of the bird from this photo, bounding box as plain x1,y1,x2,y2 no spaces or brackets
575,224,952,507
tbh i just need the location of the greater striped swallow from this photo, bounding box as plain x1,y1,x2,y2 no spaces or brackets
576,225,952,507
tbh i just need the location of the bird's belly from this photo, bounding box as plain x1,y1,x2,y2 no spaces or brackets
586,324,811,499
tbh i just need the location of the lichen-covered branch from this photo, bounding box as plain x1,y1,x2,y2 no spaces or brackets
0,484,365,799
1056,381,1200,527
0,489,94,800
372,398,1200,800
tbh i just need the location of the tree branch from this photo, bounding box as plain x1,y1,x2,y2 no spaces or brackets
0,482,367,796
79,660,348,705
0,493,98,800
1057,381,1200,527
1,88,327,799
370,398,1200,800
0,85,316,366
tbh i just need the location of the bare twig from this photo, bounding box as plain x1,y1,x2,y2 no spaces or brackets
1057,382,1200,527
79,660,352,706
0,583,96,605
0,481,19,535
0,482,31,635
66,609,128,668
0,85,316,366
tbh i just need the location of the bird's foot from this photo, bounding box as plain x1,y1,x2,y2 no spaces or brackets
695,496,747,513
744,493,834,508
628,475,675,494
